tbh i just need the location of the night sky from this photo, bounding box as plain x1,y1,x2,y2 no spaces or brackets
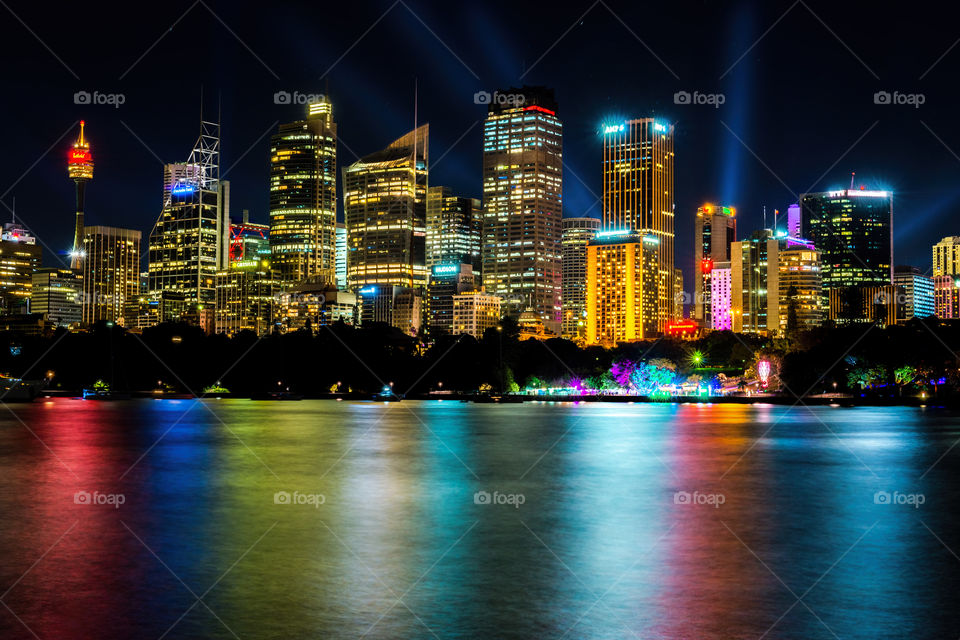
2,0,958,287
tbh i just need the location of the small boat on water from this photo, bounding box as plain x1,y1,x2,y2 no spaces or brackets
376,385,404,401
0,376,45,402
81,380,130,400
81,388,132,400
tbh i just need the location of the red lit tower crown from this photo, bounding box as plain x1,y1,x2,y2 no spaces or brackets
67,120,93,269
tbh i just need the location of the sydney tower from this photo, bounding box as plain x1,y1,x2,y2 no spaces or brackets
67,120,93,270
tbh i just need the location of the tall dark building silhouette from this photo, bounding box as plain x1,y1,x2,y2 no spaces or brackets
800,188,893,291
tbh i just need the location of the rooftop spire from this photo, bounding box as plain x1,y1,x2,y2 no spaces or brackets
75,120,89,149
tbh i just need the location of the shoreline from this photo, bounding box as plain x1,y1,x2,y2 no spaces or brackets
22,391,951,407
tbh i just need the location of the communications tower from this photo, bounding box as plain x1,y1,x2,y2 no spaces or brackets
67,120,93,269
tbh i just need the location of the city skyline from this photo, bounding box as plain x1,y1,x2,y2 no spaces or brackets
2,1,959,289
6,6,960,640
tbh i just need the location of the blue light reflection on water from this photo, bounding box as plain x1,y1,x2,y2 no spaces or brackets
1,400,959,639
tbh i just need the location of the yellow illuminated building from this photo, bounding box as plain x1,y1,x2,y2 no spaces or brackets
82,226,141,325
601,118,675,330
269,97,338,286
586,231,659,345
343,125,428,289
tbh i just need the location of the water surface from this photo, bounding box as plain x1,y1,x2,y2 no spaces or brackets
1,400,958,639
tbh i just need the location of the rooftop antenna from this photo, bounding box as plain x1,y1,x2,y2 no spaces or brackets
11,196,15,223
763,205,767,230
850,171,855,190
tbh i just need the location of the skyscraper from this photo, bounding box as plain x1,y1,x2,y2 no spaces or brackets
932,236,960,277
425,263,478,336
731,230,778,334
269,98,338,286
67,120,93,270
481,87,562,331
82,226,141,325
0,223,41,314
694,203,736,327
710,261,732,330
894,265,935,321
149,119,229,307
800,188,893,293
215,261,280,336
561,217,599,340
934,276,960,319
601,118,675,330
343,125,428,290
778,245,822,332
31,268,82,327
586,231,660,345
426,186,481,271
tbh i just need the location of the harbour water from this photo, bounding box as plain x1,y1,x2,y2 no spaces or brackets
1,399,958,639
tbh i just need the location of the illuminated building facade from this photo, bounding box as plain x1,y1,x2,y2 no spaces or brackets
357,285,396,325
67,120,93,270
163,163,201,208
229,212,270,264
778,247,822,331
269,98,337,285
452,291,502,338
694,204,736,326
934,276,960,319
31,268,82,327
731,230,778,334
828,284,902,327
425,263,478,336
561,217,599,340
481,87,562,330
585,231,660,345
343,125,428,290
426,186,481,272
800,189,893,296
354,284,421,334
664,318,698,339
149,119,230,308
893,266,934,321
335,222,347,290
601,118,675,329
709,261,732,330
932,236,960,277
787,203,801,238
215,259,280,336
82,226,141,325
278,284,356,331
675,268,684,315
0,224,41,315
392,289,422,336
